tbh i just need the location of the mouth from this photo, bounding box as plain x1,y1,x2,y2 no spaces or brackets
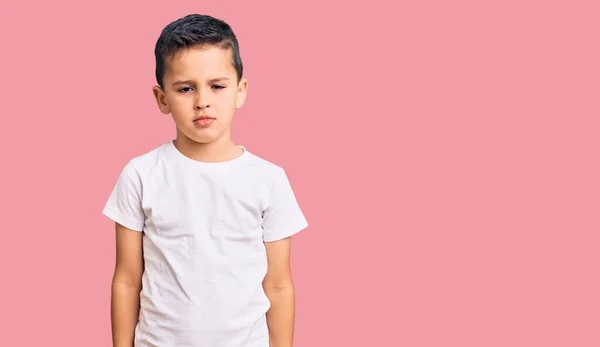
193,116,216,127
193,115,215,121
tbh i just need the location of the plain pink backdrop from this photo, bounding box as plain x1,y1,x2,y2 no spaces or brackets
1,1,598,346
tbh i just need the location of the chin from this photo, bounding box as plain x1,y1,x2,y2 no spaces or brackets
181,129,221,144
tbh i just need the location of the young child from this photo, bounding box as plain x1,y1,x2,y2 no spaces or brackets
102,14,308,347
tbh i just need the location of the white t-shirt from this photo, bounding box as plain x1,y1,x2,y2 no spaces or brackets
102,140,308,347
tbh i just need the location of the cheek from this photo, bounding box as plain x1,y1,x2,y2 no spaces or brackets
227,90,240,107
167,98,188,119
168,95,192,112
214,93,236,109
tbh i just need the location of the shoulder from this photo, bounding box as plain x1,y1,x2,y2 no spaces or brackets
126,141,173,174
242,150,288,183
108,142,174,191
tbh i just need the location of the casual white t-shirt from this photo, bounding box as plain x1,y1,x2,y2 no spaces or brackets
102,140,308,347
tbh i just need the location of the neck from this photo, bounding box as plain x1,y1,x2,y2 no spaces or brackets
173,131,242,163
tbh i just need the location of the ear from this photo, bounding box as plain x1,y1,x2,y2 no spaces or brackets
235,77,248,109
152,85,170,114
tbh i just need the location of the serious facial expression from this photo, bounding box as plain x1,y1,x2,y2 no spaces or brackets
153,45,248,145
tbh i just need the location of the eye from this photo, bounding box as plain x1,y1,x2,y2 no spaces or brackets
178,87,193,93
212,85,225,90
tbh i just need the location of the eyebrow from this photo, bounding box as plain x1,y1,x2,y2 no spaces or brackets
172,77,230,85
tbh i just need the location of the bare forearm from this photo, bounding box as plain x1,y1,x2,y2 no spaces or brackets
265,286,295,347
111,281,141,347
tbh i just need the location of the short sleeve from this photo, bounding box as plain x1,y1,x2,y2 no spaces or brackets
102,161,145,232
261,168,309,242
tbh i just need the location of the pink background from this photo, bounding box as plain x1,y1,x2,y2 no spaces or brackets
1,1,598,346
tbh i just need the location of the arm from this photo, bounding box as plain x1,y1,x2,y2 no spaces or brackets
263,236,296,347
111,222,144,347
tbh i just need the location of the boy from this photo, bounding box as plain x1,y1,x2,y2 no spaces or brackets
102,14,308,347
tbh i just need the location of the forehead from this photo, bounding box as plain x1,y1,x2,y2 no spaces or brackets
165,45,235,80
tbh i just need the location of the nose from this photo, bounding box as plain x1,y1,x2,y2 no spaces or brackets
194,91,210,110
194,88,210,110
195,100,209,110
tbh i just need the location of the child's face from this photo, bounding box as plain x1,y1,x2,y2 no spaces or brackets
153,45,247,145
